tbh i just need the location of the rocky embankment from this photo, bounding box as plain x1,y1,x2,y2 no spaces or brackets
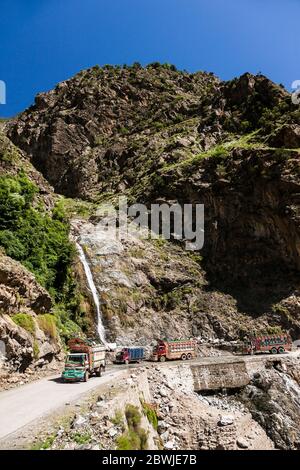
28,356,300,451
0,253,62,377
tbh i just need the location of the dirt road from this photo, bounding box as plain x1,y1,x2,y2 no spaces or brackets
0,368,125,441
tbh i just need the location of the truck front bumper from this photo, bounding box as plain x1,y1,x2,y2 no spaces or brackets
61,369,85,382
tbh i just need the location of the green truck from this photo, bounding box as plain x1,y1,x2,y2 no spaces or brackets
61,338,106,382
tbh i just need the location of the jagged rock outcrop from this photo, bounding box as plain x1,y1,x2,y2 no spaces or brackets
238,358,300,449
0,254,52,315
0,254,61,372
8,68,293,200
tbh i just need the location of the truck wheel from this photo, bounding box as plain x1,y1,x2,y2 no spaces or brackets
270,347,277,355
96,367,102,377
181,354,187,361
84,371,89,382
159,356,166,362
187,353,192,360
278,347,285,354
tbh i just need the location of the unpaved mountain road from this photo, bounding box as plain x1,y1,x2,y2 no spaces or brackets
0,351,299,443
0,368,126,441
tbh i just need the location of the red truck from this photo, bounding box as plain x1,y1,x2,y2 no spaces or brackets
151,339,197,362
243,334,292,355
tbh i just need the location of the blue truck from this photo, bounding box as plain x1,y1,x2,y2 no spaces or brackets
115,347,145,364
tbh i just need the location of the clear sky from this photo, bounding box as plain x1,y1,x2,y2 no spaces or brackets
0,0,299,117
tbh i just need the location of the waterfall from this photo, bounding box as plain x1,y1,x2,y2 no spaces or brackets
75,242,106,345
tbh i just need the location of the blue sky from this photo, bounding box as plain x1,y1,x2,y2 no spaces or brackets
0,0,299,117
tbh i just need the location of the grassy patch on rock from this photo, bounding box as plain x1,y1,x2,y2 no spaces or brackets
12,313,35,335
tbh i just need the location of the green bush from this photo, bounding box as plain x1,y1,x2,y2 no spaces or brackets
12,313,36,335
31,434,56,450
125,404,141,429
111,410,124,427
37,314,57,339
116,404,148,450
116,430,141,450
141,401,158,430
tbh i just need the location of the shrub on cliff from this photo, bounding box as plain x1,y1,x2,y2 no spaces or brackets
37,314,57,339
0,171,74,296
12,313,35,335
116,404,148,450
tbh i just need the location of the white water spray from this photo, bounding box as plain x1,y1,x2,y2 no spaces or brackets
76,242,106,345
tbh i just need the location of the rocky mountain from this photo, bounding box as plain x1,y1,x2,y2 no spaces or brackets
1,64,300,372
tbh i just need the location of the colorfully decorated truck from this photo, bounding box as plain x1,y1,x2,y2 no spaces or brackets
151,339,197,362
243,333,292,355
61,338,106,382
114,347,145,364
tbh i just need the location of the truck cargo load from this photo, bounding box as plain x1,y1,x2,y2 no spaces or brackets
151,339,197,362
61,338,106,382
243,334,292,355
114,347,145,364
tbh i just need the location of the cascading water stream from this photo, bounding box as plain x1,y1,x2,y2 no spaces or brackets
75,242,107,345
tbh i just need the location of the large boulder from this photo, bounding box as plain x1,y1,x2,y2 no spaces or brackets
0,254,52,315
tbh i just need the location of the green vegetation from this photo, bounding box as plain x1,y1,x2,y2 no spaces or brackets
0,172,74,295
141,401,158,430
33,340,40,359
53,303,84,342
12,313,35,335
31,434,56,450
159,130,264,175
116,404,148,450
72,432,92,445
264,326,284,335
111,409,125,427
37,314,57,339
0,171,87,343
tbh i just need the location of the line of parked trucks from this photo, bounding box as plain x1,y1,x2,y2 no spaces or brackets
61,334,293,383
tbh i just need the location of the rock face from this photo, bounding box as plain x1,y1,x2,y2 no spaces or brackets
7,68,292,201
1,63,300,403
72,218,284,345
6,65,300,341
149,147,300,324
238,358,300,449
0,254,52,315
0,253,61,371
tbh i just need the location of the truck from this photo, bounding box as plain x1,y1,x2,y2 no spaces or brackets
243,334,292,355
114,347,145,364
151,339,197,362
61,338,106,382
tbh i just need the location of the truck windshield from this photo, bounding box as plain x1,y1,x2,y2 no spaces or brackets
67,355,85,365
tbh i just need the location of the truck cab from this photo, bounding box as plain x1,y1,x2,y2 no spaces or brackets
61,338,106,383
62,353,89,382
66,353,88,367
115,347,145,364
151,343,167,362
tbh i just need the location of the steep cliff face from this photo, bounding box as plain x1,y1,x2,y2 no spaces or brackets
3,64,300,346
0,126,77,373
